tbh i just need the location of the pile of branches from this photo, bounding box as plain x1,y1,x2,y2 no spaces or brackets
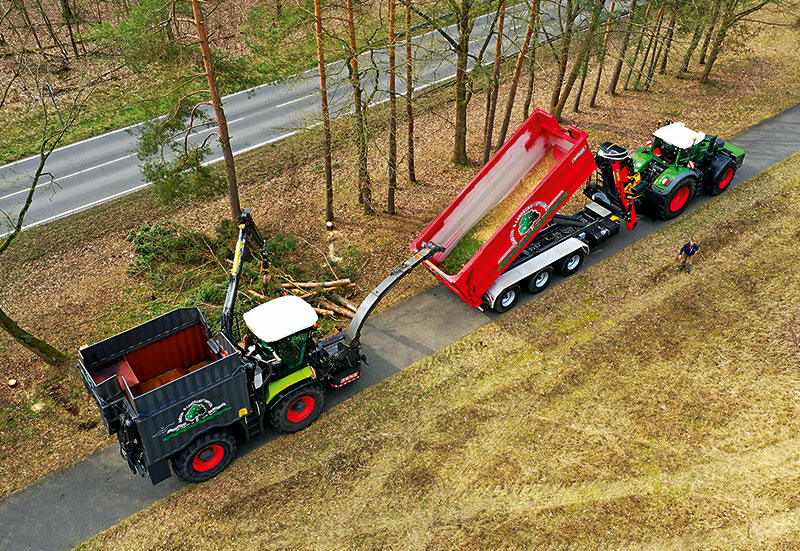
262,277,358,319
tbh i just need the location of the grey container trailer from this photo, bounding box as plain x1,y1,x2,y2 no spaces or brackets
79,307,251,484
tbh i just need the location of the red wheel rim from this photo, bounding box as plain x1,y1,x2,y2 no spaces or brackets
192,444,224,472
287,396,315,423
718,168,733,190
669,186,690,212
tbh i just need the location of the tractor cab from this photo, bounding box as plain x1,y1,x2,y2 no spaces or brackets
242,295,319,377
650,122,705,164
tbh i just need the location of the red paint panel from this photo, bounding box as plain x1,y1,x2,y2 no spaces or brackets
411,109,597,307
126,324,209,383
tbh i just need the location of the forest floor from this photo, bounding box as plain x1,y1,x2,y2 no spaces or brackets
81,149,800,551
1,10,799,500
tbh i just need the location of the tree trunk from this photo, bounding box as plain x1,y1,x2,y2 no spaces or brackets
0,305,69,365
191,0,241,220
483,0,504,164
388,0,398,214
677,16,704,76
549,0,575,111
521,19,538,119
13,0,45,51
497,0,538,147
624,0,653,90
572,51,590,112
589,0,615,107
552,0,603,119
347,0,374,213
699,0,723,64
452,2,470,165
633,0,665,90
405,0,417,184
657,0,679,74
60,0,80,58
700,0,736,83
608,0,637,95
312,0,333,221
33,0,69,60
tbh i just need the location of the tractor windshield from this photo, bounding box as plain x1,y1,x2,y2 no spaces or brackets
273,331,309,371
651,137,682,164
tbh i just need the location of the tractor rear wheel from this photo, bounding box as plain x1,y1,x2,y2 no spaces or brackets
706,162,736,196
657,177,697,220
526,267,554,294
270,384,325,433
494,284,521,313
557,250,584,276
172,429,237,483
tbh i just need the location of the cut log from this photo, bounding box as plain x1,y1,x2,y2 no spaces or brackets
279,278,352,289
329,293,358,313
318,299,355,318
312,307,335,316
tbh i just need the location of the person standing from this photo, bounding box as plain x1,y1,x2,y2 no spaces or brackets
677,239,699,273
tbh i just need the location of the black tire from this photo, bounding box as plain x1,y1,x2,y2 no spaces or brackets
526,267,554,294
172,429,237,483
270,384,325,433
656,177,697,220
493,284,521,313
557,250,584,276
705,161,736,196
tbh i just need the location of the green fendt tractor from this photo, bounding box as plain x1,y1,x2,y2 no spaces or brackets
629,121,746,219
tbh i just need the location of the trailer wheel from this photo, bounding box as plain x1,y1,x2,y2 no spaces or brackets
526,267,554,294
558,250,584,277
494,284,521,313
172,429,237,483
657,177,697,220
270,384,325,433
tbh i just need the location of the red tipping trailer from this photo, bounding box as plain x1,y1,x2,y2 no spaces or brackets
411,109,599,309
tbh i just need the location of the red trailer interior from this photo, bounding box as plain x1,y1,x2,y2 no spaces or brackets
91,324,223,396
411,109,597,308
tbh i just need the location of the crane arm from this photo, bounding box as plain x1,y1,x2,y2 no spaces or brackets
220,209,271,344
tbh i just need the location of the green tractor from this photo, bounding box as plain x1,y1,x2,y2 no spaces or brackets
629,121,746,219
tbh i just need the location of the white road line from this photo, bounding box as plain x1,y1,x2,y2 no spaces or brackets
0,153,138,201
0,182,153,238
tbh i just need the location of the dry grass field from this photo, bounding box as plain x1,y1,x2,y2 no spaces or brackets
81,150,800,550
1,9,799,499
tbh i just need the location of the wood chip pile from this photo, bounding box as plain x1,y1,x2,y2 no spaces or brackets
440,152,558,275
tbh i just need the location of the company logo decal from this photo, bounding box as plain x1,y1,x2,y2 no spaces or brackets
155,399,231,442
497,192,569,271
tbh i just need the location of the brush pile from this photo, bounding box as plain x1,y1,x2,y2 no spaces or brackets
269,278,358,319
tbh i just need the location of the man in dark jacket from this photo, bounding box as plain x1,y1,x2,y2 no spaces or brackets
677,239,699,273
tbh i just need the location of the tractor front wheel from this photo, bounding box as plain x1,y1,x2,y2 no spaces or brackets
706,163,736,196
270,384,325,433
172,429,237,483
657,177,697,220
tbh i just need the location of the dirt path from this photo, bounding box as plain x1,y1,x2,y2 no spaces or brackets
1,102,799,551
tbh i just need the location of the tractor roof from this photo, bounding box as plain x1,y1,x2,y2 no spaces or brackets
243,295,318,343
653,122,705,149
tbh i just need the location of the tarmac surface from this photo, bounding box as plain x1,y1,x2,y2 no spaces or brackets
0,99,798,551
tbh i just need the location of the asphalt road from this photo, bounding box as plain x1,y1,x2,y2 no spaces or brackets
0,3,558,237
0,100,798,551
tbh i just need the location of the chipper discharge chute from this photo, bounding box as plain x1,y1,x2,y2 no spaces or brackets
411,109,598,309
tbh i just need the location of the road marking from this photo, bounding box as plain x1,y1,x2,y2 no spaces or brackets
0,153,138,200
0,181,153,238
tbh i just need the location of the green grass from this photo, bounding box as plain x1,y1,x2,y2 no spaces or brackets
81,152,800,550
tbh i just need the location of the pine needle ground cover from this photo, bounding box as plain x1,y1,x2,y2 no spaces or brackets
83,152,800,550
440,153,558,275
